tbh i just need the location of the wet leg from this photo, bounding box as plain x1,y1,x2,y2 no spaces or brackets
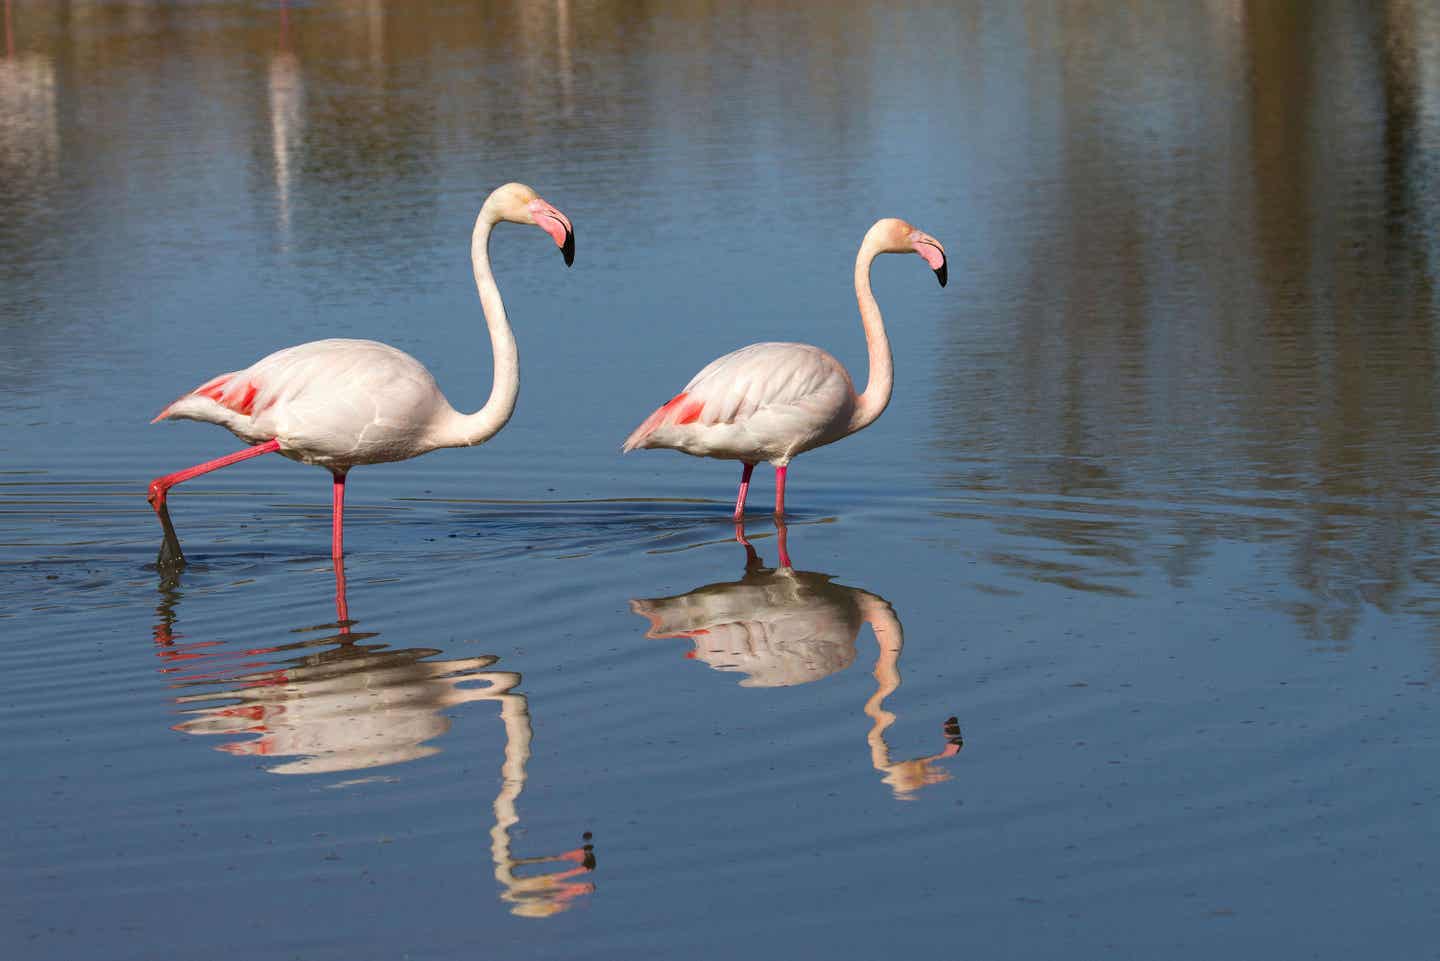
775,516,792,569
733,462,754,521
773,465,787,518
331,470,347,562
333,544,351,631
734,519,761,570
147,439,281,568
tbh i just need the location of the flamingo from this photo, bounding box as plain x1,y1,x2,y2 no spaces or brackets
147,182,574,568
154,557,596,916
621,217,947,519
630,519,964,798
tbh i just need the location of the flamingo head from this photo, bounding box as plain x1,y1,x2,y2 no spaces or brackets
867,217,948,288
485,182,576,267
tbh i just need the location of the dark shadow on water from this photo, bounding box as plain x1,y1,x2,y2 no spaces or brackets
150,559,596,918
630,519,964,800
0,478,837,601
412,497,833,560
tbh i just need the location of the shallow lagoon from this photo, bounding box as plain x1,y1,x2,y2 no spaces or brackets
3,2,1440,958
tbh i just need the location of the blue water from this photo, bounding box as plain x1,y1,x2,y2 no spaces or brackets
3,1,1440,958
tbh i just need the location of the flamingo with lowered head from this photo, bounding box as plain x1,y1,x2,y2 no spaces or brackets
621,217,947,518
147,182,574,568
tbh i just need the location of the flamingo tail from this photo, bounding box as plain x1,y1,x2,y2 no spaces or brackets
621,392,704,452
152,372,265,427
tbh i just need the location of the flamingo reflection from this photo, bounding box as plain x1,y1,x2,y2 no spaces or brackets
150,560,594,916
631,521,963,799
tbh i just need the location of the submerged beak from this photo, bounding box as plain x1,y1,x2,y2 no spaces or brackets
531,199,575,267
911,231,947,288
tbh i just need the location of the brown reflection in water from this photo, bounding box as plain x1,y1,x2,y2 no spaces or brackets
0,19,54,180
269,3,303,246
0,0,891,252
934,1,1440,647
631,521,963,800
0,1,58,303
150,562,595,917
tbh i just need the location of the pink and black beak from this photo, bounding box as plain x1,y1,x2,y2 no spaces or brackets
910,230,947,288
530,199,576,267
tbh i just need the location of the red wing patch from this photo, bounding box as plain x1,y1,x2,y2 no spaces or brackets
656,393,688,417
156,374,264,421
624,391,715,451
235,382,259,415
205,379,260,416
636,392,690,435
675,399,705,425
650,393,706,427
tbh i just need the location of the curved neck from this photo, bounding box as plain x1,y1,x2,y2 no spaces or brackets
859,594,957,799
488,683,595,915
489,687,532,890
848,242,892,433
438,211,520,447
860,593,903,774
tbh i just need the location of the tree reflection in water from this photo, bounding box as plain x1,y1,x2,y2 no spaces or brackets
926,1,1440,651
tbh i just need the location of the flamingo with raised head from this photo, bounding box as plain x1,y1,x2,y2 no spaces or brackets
147,182,574,568
621,217,947,518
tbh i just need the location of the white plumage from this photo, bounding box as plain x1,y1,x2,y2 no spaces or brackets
147,182,574,566
156,339,455,468
632,563,863,688
622,217,948,518
624,342,855,464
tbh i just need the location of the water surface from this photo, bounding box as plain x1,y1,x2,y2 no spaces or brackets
4,2,1440,958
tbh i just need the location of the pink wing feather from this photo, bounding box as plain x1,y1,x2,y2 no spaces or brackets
152,372,266,423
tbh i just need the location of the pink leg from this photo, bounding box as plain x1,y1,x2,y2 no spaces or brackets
333,545,351,632
733,462,754,521
734,520,761,570
331,470,347,562
147,439,281,568
774,465,788,518
775,516,792,569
